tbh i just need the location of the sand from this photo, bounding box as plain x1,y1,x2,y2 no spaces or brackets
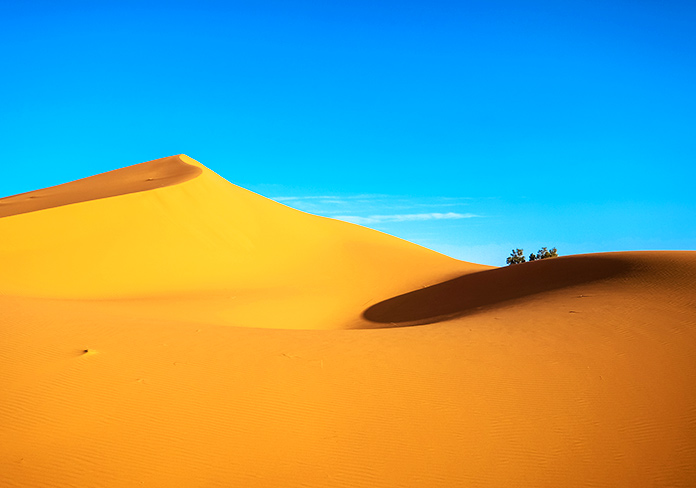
1,155,695,487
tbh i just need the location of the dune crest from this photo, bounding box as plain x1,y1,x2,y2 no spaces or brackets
0,154,202,218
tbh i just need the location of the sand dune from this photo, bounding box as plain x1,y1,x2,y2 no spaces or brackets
1,155,695,487
0,155,483,330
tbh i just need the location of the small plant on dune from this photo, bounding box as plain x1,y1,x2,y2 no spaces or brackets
506,248,526,265
528,247,558,261
506,247,558,265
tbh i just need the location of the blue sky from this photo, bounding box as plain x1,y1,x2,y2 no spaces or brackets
2,0,694,265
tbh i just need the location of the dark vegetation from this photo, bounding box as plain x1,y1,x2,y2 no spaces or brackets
506,247,558,265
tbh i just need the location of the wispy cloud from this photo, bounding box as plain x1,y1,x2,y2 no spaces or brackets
274,194,474,214
274,195,387,203
333,212,478,224
269,192,482,228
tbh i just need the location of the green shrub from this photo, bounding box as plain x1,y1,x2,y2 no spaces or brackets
507,247,558,265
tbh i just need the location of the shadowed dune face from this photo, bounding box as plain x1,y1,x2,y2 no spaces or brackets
0,155,201,218
363,255,634,326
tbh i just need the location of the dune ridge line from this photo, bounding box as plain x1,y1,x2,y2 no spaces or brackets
0,154,201,218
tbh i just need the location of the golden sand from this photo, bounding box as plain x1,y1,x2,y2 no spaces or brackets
1,155,694,487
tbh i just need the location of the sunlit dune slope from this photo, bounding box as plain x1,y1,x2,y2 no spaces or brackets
0,154,484,329
1,155,695,488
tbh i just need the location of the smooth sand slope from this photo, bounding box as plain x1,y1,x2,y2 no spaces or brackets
1,155,695,487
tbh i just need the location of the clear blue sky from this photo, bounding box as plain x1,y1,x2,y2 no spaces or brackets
2,0,695,265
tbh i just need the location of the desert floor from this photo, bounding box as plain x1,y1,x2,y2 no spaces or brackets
1,155,695,487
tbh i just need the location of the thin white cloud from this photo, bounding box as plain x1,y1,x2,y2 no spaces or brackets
275,194,387,202
275,196,339,202
270,193,482,227
334,212,478,224
274,194,475,213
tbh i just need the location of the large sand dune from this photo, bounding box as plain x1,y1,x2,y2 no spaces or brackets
1,155,695,487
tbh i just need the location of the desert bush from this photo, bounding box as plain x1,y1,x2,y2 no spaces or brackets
506,248,526,265
507,247,558,265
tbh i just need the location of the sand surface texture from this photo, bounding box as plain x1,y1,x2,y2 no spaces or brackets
1,155,695,487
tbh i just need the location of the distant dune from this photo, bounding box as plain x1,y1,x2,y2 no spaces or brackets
1,155,694,487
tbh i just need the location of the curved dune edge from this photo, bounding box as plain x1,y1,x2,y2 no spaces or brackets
363,253,634,326
0,154,201,218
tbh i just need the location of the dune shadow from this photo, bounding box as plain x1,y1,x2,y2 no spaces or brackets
362,255,633,327
0,155,201,219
